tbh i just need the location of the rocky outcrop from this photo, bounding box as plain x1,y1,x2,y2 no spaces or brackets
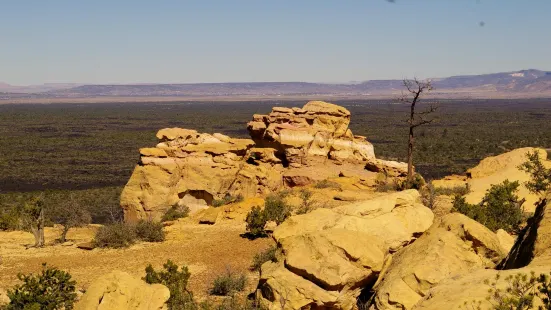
247,101,375,165
411,195,551,310
433,147,551,212
256,190,434,310
372,213,509,310
120,130,283,222
75,271,169,310
121,101,407,221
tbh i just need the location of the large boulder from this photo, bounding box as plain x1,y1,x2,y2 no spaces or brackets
371,213,510,310
256,190,434,310
411,195,551,310
75,271,170,310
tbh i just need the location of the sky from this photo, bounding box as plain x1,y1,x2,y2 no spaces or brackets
1,0,550,85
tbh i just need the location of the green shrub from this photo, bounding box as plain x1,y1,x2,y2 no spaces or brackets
452,180,526,233
0,208,21,231
250,246,277,272
296,189,316,215
518,150,551,195
144,260,194,310
212,194,244,208
462,272,551,310
210,269,246,296
162,205,190,222
245,206,267,237
314,180,341,189
421,182,437,209
396,174,425,191
434,184,471,196
94,222,137,248
452,195,486,222
135,220,165,242
5,263,77,310
263,193,291,225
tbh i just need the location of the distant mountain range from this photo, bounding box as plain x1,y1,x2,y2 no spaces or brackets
2,69,551,101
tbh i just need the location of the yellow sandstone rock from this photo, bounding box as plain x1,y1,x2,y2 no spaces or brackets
75,271,169,310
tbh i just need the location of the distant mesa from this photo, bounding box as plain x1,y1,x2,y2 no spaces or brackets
1,69,551,100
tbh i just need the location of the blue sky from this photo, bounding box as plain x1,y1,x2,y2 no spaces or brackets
1,0,550,85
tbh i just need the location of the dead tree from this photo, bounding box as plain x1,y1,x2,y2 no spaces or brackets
399,78,437,187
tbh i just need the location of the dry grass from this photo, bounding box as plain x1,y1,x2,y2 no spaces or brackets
0,221,270,298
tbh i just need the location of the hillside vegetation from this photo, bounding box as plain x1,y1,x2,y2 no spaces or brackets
0,100,550,224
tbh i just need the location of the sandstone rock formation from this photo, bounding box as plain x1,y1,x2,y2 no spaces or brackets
121,101,406,221
433,147,551,212
75,271,170,310
256,190,434,310
121,129,283,222
412,195,551,310
247,101,375,165
371,213,510,310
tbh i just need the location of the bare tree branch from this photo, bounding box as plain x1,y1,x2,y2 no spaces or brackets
396,78,438,187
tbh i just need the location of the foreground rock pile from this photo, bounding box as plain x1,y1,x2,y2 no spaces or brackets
411,195,551,310
121,101,406,221
371,213,510,309
256,190,434,309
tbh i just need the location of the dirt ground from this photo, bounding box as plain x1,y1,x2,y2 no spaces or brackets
0,179,381,300
0,219,272,298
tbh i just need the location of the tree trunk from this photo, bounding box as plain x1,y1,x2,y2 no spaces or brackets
32,207,45,247
60,225,70,243
407,126,415,186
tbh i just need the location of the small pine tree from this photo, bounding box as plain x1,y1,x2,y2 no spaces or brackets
452,180,525,233
518,150,551,195
245,206,267,237
263,194,290,225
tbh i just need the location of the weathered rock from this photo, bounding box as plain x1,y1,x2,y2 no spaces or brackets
372,213,509,310
77,242,96,250
333,190,375,201
122,101,407,221
411,195,551,310
121,130,283,222
247,101,376,165
496,229,515,253
365,158,409,177
257,190,434,310
75,271,169,310
198,207,220,225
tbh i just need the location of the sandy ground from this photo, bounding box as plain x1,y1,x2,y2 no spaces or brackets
0,178,380,299
0,220,272,298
